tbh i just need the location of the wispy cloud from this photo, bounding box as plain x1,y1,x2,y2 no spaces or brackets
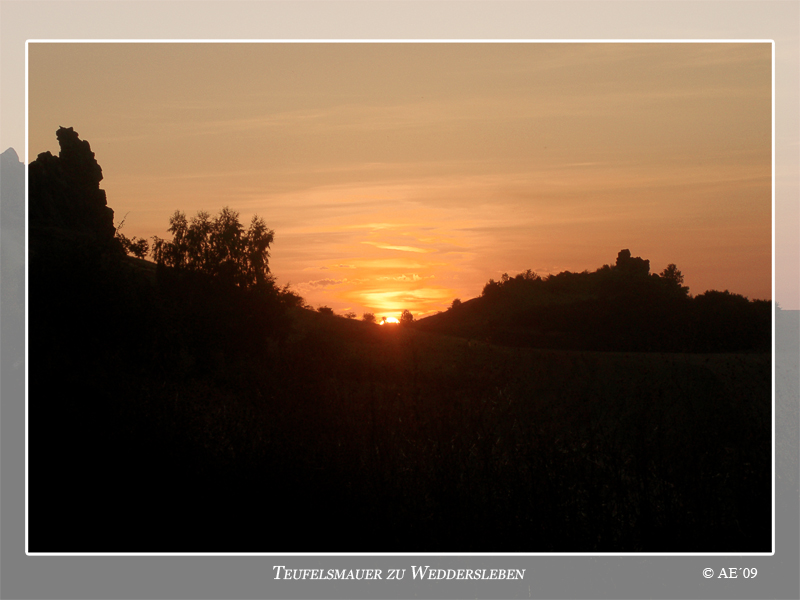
348,286,456,314
298,278,349,289
361,241,430,253
376,273,433,282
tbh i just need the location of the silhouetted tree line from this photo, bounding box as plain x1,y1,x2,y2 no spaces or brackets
422,249,770,353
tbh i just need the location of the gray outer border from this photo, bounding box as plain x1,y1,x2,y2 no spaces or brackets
2,1,798,599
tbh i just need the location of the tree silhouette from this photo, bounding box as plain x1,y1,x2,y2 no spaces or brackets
362,312,376,324
400,309,414,325
152,207,274,289
658,263,690,297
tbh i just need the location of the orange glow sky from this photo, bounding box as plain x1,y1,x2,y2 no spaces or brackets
28,42,772,320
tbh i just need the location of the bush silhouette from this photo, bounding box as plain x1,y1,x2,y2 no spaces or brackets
115,214,150,259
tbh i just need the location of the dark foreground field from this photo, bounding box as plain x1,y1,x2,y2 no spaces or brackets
31,292,771,553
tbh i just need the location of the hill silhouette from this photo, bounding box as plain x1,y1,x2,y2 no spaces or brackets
27,128,773,553
416,252,770,353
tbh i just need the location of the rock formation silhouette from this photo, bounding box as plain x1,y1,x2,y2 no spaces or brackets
29,127,117,247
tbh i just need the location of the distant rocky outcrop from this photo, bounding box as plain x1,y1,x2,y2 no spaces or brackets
1,147,26,380
1,147,25,266
614,248,650,277
29,127,117,245
1,147,25,225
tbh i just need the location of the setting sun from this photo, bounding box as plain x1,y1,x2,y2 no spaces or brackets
380,316,400,325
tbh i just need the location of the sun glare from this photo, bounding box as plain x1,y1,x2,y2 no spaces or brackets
380,317,400,325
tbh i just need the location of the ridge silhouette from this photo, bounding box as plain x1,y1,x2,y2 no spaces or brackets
417,249,770,353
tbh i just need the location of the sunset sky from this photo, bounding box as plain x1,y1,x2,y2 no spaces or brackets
27,42,772,319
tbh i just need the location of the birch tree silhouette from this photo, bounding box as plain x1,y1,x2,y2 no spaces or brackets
152,207,275,289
